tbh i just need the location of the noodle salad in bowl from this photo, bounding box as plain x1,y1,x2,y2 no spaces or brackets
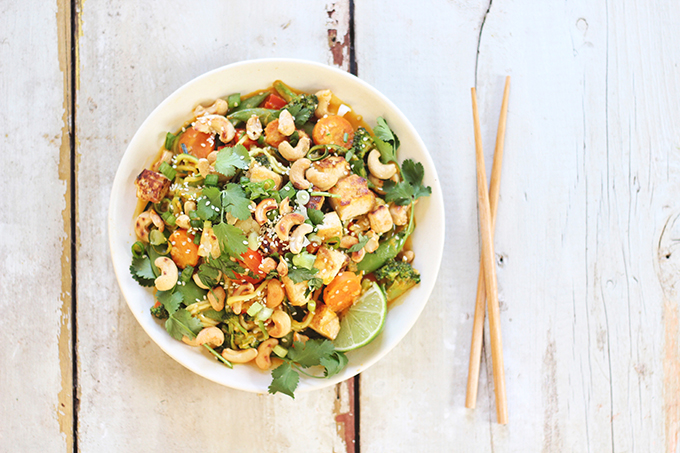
109,60,444,396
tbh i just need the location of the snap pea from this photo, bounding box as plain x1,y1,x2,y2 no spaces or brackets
357,204,415,273
231,92,269,112
227,108,279,125
273,80,296,102
356,230,408,273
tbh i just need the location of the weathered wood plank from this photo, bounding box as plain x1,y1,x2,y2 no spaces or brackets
0,0,73,451
75,1,353,450
357,0,680,451
354,1,496,451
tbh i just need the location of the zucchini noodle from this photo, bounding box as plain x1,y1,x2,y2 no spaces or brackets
249,147,289,174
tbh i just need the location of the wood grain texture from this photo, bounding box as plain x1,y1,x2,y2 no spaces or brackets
357,0,680,451
0,0,73,451
75,1,351,451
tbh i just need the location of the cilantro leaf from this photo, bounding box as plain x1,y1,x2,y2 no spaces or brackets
165,309,202,341
383,180,415,206
305,277,324,297
373,117,399,163
196,195,220,221
203,308,226,322
213,222,248,258
156,289,183,314
347,234,370,253
214,144,251,178
287,339,335,368
307,208,324,225
221,183,252,220
203,186,222,206
175,280,207,306
130,255,155,287
268,361,299,398
196,263,222,288
286,266,318,284
321,351,349,378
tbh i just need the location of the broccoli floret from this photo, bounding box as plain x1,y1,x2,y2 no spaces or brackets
151,304,169,319
351,127,374,160
253,153,270,168
374,259,421,301
273,81,318,126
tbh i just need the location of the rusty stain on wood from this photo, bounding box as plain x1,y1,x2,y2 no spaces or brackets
55,0,74,449
334,379,356,453
325,2,350,71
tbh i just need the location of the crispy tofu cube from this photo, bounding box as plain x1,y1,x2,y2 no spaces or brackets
329,174,376,221
134,169,171,203
281,275,310,306
313,246,347,285
247,162,283,190
309,303,340,340
368,205,394,234
316,212,343,242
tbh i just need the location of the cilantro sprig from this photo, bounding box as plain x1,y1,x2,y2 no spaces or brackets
373,117,400,164
268,339,348,398
214,144,250,178
384,159,432,206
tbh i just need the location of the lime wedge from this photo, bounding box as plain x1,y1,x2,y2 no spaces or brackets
333,282,387,352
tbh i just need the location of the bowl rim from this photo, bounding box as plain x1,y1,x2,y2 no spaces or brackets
108,57,445,393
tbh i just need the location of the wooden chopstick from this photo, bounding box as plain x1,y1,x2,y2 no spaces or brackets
466,77,511,410
470,86,508,424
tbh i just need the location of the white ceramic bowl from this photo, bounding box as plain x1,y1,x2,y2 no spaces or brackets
109,58,445,394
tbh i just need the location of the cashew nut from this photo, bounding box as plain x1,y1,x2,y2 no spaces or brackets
207,286,226,311
276,259,288,277
268,310,292,338
266,279,285,308
207,151,218,164
367,149,398,179
278,135,310,161
198,225,220,259
340,235,359,249
255,338,279,370
364,232,380,254
193,99,228,117
399,250,415,263
182,326,224,347
154,257,178,291
351,248,365,263
254,198,278,225
315,89,332,118
306,168,339,191
289,223,313,254
278,109,296,136
260,257,277,274
246,114,263,141
175,214,191,229
197,158,211,178
135,211,153,242
279,197,292,215
149,210,165,232
289,158,312,190
221,348,258,364
184,200,197,213
192,114,236,143
275,213,305,241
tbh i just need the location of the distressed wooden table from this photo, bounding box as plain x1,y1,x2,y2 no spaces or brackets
2,1,680,451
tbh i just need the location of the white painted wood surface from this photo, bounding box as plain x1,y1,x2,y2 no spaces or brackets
2,0,680,451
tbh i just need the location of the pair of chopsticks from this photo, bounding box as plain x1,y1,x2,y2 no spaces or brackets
466,77,511,424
